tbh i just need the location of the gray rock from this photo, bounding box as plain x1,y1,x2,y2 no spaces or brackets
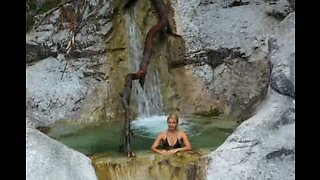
271,69,295,97
206,89,295,180
26,128,97,180
271,107,295,129
287,0,295,10
26,0,114,124
268,12,295,97
171,0,280,55
265,0,294,20
170,0,283,118
26,113,45,129
205,11,295,180
26,42,58,63
26,56,88,124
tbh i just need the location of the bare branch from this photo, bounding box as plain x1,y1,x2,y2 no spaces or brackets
34,0,76,29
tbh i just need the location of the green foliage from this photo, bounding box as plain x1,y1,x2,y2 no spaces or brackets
26,0,62,32
27,0,62,14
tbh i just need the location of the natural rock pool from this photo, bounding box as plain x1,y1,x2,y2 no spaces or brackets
44,116,239,179
46,116,238,156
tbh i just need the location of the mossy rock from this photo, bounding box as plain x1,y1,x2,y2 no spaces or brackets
36,126,51,134
193,108,223,117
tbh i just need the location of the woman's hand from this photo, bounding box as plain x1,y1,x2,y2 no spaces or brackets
159,149,178,155
159,150,170,155
167,149,179,154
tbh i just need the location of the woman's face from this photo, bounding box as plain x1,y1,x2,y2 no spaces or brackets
167,117,178,130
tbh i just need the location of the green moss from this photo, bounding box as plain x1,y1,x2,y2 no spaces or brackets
89,105,107,121
26,0,62,32
32,0,62,14
26,15,35,32
36,126,51,134
193,107,223,117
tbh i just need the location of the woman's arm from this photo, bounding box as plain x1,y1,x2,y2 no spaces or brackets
168,131,192,154
151,132,169,155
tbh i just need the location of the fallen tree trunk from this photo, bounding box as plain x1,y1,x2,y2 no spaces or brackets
118,0,180,157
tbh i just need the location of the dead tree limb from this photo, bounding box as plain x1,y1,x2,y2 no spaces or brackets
119,0,181,157
34,0,76,29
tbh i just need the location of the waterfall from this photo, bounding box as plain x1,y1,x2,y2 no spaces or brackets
125,7,164,118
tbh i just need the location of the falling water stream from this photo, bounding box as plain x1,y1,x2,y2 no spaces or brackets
126,6,164,117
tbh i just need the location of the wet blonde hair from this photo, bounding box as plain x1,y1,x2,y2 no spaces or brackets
167,113,179,124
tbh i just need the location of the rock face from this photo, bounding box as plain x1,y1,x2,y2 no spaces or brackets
205,12,295,180
92,152,207,180
26,0,295,124
26,0,115,124
268,11,295,98
167,0,294,119
206,89,295,180
26,0,179,124
26,127,98,180
26,1,295,179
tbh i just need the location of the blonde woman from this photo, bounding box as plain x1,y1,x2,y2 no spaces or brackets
151,113,192,155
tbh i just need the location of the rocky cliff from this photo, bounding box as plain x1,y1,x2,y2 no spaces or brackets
26,0,295,179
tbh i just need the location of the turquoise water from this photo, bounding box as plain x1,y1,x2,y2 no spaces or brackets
47,116,238,156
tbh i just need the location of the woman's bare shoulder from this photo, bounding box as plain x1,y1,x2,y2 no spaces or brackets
158,130,167,137
178,129,188,136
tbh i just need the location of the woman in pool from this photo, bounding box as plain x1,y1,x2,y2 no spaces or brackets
151,113,192,155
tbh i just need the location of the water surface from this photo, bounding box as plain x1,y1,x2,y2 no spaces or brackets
47,116,238,156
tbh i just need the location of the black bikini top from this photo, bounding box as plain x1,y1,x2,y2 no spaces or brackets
162,131,183,149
